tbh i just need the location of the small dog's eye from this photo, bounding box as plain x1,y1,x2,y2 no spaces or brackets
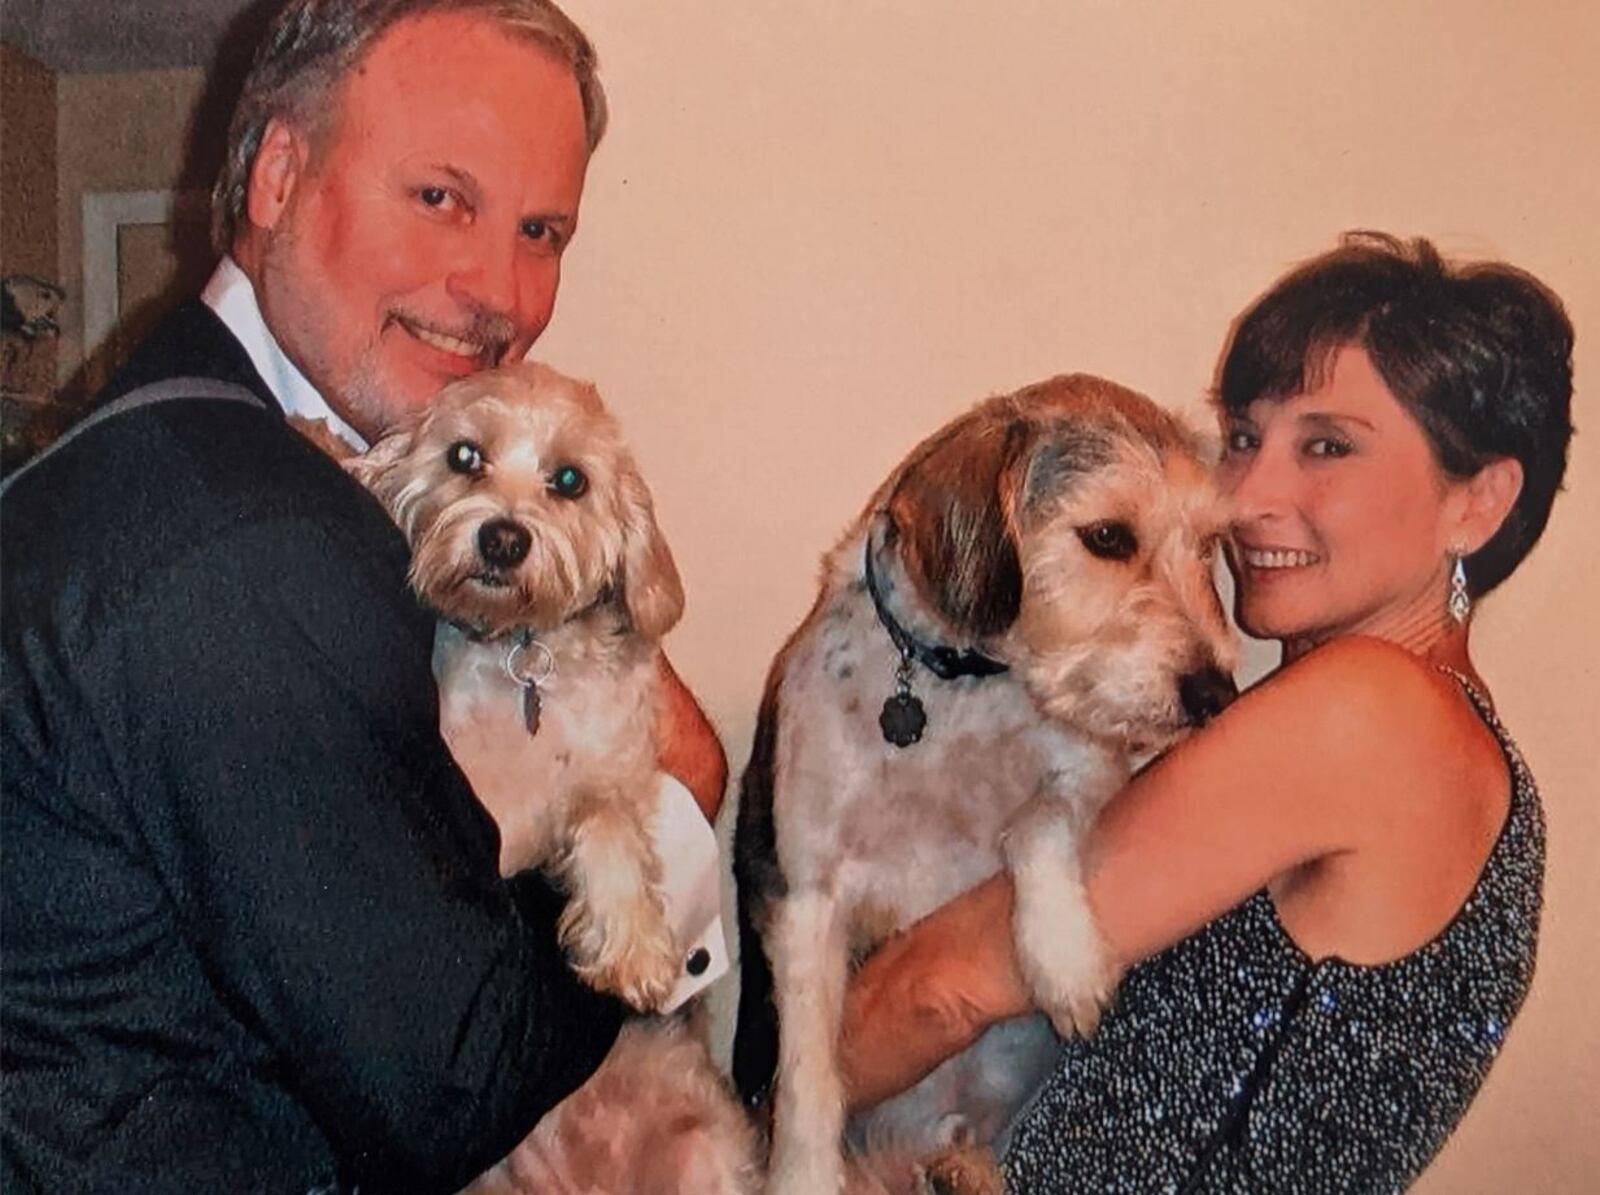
1078,521,1138,561
447,440,485,476
549,464,588,499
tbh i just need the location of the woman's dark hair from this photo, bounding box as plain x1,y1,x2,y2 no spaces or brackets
1217,231,1574,597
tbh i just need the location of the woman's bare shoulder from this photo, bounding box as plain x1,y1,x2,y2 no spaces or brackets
1222,639,1472,799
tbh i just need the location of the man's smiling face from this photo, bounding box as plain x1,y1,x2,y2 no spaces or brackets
242,10,591,440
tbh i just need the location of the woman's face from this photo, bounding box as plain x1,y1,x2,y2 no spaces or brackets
1216,344,1466,649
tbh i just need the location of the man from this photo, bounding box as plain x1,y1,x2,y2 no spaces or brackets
1,2,724,1191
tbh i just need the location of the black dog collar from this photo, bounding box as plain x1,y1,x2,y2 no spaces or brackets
862,539,1008,748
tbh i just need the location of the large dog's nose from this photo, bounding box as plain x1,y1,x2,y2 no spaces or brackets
477,518,532,568
1179,666,1238,727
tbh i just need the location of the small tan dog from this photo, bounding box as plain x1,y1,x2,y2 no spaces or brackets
349,362,685,1011
344,363,758,1194
732,374,1238,1194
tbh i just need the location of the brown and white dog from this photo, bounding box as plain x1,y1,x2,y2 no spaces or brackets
342,363,758,1194
732,374,1238,1194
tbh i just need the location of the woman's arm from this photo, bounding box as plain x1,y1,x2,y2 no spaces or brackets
839,636,1463,1108
656,653,728,821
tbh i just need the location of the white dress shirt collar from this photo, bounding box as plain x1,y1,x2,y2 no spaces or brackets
201,257,369,453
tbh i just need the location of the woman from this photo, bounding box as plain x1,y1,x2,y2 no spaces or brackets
837,232,1574,1192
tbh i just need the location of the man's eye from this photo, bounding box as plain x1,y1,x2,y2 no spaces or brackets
549,465,588,499
521,218,566,250
447,440,485,475
418,186,459,212
1077,520,1139,561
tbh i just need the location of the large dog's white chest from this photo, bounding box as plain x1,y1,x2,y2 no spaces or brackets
773,572,1126,953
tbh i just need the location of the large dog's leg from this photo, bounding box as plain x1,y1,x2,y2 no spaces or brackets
1002,798,1121,1039
768,888,852,1195
555,788,679,1011
732,677,784,1109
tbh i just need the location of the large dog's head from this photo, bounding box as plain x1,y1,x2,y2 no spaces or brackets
348,363,683,641
870,373,1236,752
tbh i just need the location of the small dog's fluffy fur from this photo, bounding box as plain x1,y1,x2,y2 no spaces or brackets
344,363,756,1194
732,374,1238,1195
350,362,686,1010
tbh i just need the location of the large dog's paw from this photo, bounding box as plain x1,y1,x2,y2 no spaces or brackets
1012,891,1115,1039
558,888,680,1012
915,1144,1006,1195
1003,803,1120,1039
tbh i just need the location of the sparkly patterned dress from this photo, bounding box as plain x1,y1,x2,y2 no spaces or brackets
1001,679,1544,1194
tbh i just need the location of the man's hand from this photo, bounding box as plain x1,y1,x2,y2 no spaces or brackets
655,655,727,822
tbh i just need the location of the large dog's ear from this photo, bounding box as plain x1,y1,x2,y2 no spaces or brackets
613,453,685,640
885,417,1031,638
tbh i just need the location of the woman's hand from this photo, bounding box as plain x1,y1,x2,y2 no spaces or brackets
839,875,1032,1109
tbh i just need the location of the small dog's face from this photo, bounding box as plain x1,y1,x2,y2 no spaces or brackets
349,363,683,641
879,374,1236,752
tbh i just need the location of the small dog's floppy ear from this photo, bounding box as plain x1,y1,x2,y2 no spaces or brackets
885,417,1032,638
613,453,685,640
344,427,415,493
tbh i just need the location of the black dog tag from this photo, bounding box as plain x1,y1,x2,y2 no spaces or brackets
879,691,926,748
522,684,542,736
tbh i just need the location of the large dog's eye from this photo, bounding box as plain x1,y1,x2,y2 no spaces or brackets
549,464,588,499
446,440,485,476
1078,520,1138,561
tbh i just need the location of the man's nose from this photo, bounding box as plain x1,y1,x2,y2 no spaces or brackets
446,240,522,321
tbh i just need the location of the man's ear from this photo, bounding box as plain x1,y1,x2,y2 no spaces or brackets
1454,456,1524,553
246,117,309,233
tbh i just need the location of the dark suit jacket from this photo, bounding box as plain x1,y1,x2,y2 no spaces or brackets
1,302,622,1195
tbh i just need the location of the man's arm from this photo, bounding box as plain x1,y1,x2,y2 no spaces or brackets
115,512,622,1192
656,654,727,821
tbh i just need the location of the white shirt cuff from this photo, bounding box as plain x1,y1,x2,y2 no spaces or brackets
650,773,728,1012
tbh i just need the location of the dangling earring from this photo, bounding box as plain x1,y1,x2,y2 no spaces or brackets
1448,552,1472,624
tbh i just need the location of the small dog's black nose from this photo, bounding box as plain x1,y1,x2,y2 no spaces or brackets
477,518,531,568
1179,666,1238,727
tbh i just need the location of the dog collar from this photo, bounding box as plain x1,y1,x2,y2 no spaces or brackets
862,540,1008,748
439,619,555,736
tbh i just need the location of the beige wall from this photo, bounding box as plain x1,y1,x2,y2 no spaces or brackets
1,43,60,392
23,1,1597,1187
1,44,58,279
54,64,212,395
528,2,1598,1190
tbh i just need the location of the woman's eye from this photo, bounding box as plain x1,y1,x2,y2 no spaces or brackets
1224,427,1257,455
1077,520,1139,561
549,465,588,499
446,440,484,475
1305,437,1353,459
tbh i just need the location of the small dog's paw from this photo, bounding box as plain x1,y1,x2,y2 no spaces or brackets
915,1144,1006,1195
560,894,680,1012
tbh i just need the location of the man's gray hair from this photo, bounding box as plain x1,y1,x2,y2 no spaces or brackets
211,0,607,252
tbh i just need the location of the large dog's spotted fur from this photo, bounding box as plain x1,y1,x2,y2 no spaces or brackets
733,374,1237,1194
